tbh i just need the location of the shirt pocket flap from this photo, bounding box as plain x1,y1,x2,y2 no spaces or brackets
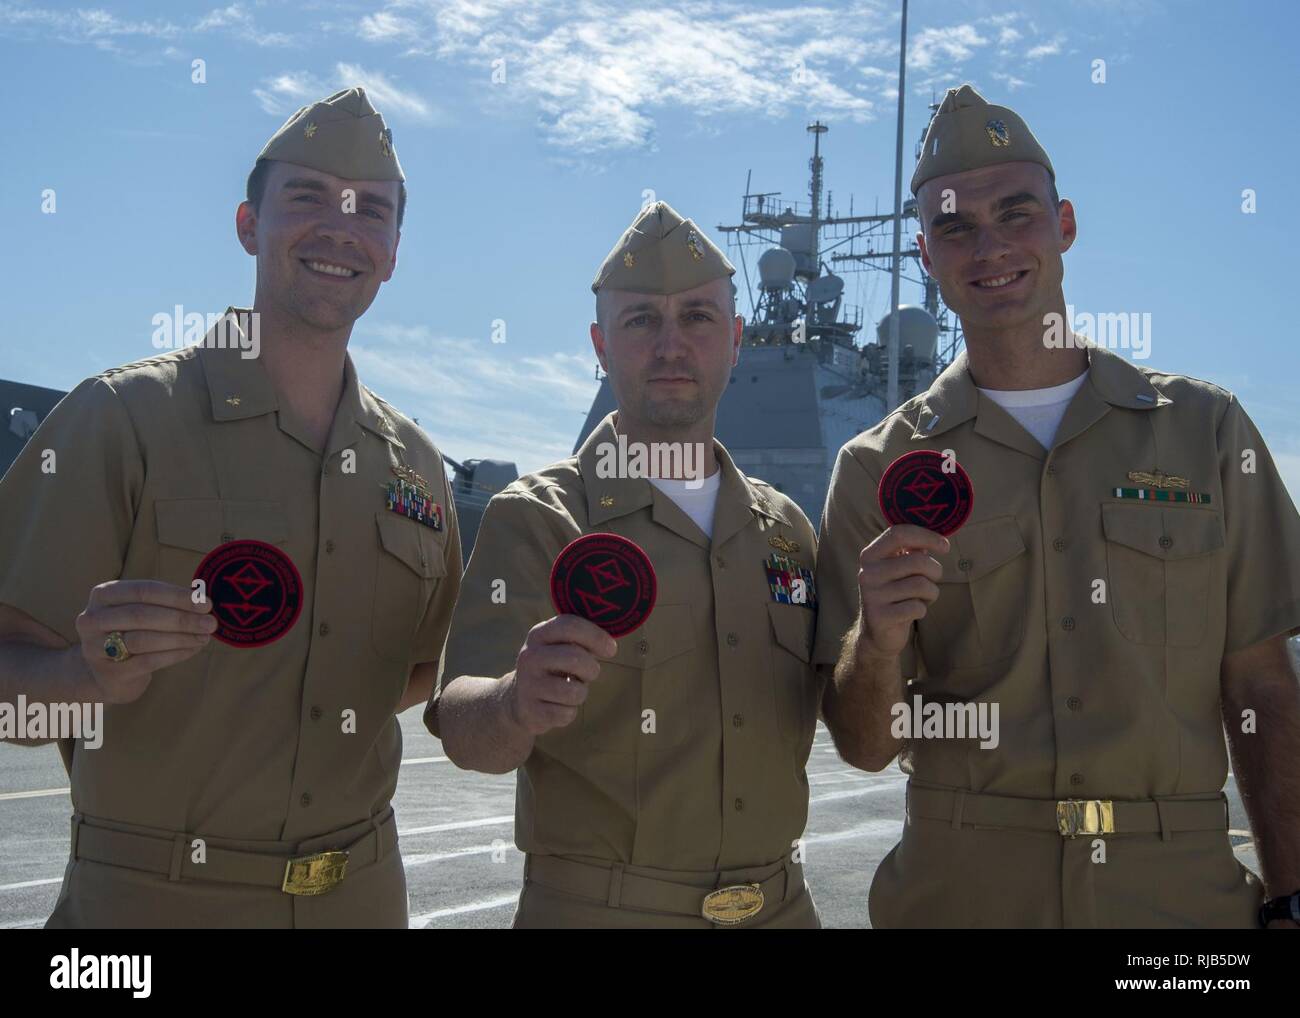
1102,503,1223,561
155,499,288,551
767,601,814,661
939,515,1027,582
375,510,444,579
607,603,695,670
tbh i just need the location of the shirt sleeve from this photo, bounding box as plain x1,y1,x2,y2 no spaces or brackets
423,490,567,737
812,443,918,677
1216,395,1300,653
0,377,143,643
408,469,463,667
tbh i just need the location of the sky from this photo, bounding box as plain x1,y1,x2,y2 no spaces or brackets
1,0,1298,498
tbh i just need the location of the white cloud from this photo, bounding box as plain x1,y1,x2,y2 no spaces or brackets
909,24,988,71
349,322,600,471
999,27,1022,45
1026,35,1065,60
195,3,293,47
253,65,436,122
0,4,181,45
991,70,1030,91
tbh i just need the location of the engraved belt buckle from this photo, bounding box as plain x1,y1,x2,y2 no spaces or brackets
282,850,349,895
1056,799,1115,838
701,883,765,926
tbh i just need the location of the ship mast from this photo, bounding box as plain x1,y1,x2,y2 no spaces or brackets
885,0,909,410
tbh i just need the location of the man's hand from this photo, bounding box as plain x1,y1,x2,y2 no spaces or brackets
856,524,950,659
74,580,216,704
503,615,617,736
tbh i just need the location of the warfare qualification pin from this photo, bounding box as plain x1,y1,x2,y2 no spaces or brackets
985,119,1010,147
194,540,303,648
878,449,974,536
550,533,656,637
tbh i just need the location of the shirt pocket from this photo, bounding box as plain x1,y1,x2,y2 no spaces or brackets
371,510,446,662
917,515,1028,673
767,601,817,751
580,603,696,754
154,498,289,579
1101,503,1223,647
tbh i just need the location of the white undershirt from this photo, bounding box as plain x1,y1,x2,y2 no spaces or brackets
649,470,723,539
976,371,1089,450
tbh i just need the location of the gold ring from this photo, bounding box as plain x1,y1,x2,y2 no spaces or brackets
103,631,131,663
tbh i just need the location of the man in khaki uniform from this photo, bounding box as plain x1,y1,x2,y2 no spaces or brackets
429,202,823,928
817,85,1300,928
0,88,461,928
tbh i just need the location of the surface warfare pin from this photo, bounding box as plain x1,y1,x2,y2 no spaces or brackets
193,540,303,648
550,533,656,637
766,552,816,607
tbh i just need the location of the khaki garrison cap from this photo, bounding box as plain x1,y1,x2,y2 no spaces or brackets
592,201,735,294
910,83,1053,195
256,86,405,182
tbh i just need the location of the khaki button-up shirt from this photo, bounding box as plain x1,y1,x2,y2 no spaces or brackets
815,344,1300,801
430,413,822,872
0,310,461,845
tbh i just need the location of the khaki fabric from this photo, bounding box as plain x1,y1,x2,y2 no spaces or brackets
429,413,822,927
910,83,1054,195
814,344,1300,928
256,86,404,182
0,309,461,928
591,201,734,294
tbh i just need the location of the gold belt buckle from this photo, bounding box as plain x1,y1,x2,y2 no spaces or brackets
282,850,349,895
701,883,765,926
1056,799,1115,838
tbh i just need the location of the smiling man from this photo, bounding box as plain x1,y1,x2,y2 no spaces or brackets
428,202,824,928
815,84,1300,928
0,88,461,927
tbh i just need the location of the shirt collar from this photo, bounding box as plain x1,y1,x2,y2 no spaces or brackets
576,412,788,534
199,307,404,455
912,342,1171,441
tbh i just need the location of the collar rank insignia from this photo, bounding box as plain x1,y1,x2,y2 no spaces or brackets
384,466,442,530
765,552,816,608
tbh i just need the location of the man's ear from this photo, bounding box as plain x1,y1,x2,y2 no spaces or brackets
731,313,743,367
916,230,932,276
1057,199,1077,254
236,201,258,256
590,321,609,372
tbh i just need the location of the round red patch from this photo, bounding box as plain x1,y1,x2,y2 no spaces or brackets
193,540,303,648
549,533,657,638
878,449,975,536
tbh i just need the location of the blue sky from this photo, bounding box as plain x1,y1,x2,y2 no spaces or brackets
2,0,1298,497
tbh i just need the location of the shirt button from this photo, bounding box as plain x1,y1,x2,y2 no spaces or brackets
310,705,323,721
1070,773,1084,786
734,797,744,812
322,465,331,477
1052,538,1067,552
220,531,233,543
1066,696,1082,711
1046,464,1057,475
325,539,335,553
732,713,744,728
957,558,972,572
300,792,312,807
637,639,649,655
1158,535,1173,550
726,632,739,647
1061,616,1076,631
319,622,331,636
716,556,726,569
